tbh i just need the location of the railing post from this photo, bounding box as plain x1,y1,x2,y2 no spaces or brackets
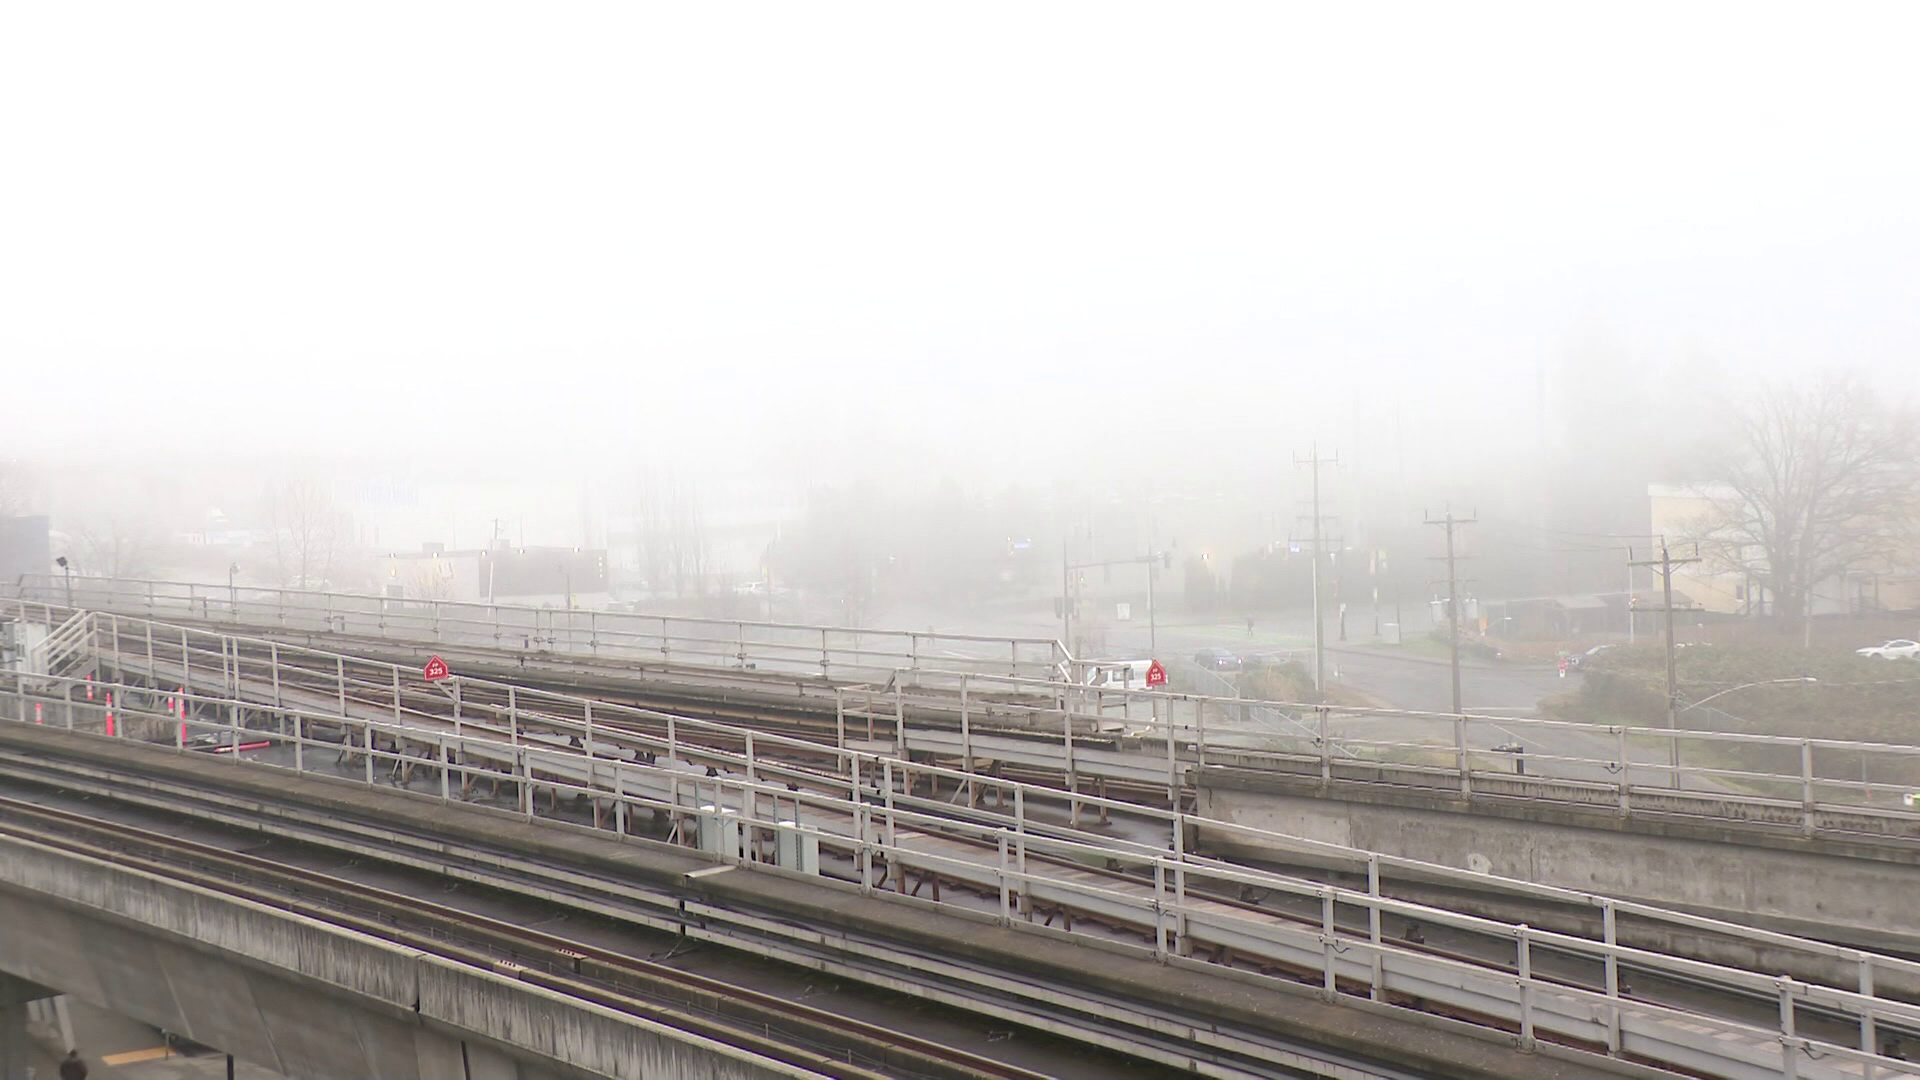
1367,855,1384,1001
834,687,846,750
1860,954,1877,1067
1194,694,1207,768
583,699,593,750
1163,699,1178,810
1603,900,1621,1055
999,835,1013,927
1615,725,1631,814
960,674,975,806
893,681,905,753
1455,712,1472,796
614,761,628,837
335,657,346,715
857,805,874,895
882,758,896,851
1778,978,1800,1080
1319,888,1337,1000
1801,739,1816,835
1318,705,1331,785
1064,699,1079,828
1516,925,1535,1050
668,714,678,765
1152,861,1168,960
391,666,402,724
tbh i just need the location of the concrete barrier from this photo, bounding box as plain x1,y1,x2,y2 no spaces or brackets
0,834,810,1080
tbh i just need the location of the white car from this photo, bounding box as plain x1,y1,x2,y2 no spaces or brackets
1856,639,1920,660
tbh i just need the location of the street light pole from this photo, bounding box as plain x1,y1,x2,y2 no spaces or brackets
1146,552,1157,658
56,556,72,609
1680,677,1818,713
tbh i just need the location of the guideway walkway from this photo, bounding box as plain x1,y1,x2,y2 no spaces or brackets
18,582,1920,841
8,613,1920,1077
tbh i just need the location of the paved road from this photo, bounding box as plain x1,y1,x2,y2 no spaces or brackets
31,998,280,1079
894,602,1693,785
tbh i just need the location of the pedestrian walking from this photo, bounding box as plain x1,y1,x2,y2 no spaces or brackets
60,1050,88,1080
1245,615,1255,638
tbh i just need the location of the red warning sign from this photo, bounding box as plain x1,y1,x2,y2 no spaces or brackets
423,655,451,681
1145,659,1168,688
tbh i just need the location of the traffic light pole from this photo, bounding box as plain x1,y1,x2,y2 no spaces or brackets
1064,550,1171,660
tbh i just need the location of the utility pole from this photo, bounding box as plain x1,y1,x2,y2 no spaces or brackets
1628,541,1701,732
1424,509,1476,716
1630,540,1701,787
1294,447,1340,694
1060,542,1073,660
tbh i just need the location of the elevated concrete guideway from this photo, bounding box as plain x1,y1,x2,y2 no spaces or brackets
13,574,1066,683
11,623,1920,1077
0,725,1671,1080
17,591,1920,960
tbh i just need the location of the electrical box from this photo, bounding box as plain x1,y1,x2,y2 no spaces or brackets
695,805,744,860
774,822,820,875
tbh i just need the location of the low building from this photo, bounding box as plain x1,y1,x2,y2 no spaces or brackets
1646,483,1920,616
1485,593,1633,640
0,516,51,582
379,543,610,607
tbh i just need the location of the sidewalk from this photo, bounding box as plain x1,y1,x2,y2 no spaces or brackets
27,998,280,1079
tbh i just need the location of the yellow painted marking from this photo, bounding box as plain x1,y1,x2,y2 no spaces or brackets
101,1046,173,1066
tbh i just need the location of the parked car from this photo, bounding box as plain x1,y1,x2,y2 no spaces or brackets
1566,644,1615,670
1857,639,1920,660
1193,647,1241,671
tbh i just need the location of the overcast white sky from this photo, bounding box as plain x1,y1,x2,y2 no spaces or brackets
4,2,1918,490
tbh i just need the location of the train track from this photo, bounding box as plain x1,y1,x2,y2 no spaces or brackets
57,620,1920,1076
0,789,1060,1080
5,730,1905,1080
0,733,1498,1080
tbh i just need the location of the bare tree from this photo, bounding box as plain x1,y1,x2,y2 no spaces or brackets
270,479,341,590
1690,375,1920,628
629,469,710,598
70,518,161,579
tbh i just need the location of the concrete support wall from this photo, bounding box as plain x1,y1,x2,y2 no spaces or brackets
0,974,53,1078
1197,781,1920,954
0,835,805,1080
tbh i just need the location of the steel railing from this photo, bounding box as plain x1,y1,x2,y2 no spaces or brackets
8,574,1067,681
16,598,1920,836
5,662,1920,1079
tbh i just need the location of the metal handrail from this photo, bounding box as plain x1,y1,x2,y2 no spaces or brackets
7,574,1068,680
6,668,1918,1077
